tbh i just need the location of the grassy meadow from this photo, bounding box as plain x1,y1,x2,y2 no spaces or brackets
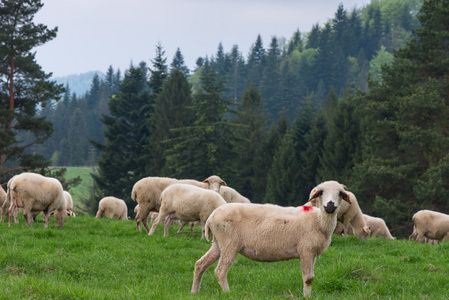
0,214,448,299
64,166,95,214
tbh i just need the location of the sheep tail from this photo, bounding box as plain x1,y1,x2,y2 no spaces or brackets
131,189,137,202
205,223,212,242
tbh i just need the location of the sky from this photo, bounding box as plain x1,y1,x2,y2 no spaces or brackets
34,0,367,78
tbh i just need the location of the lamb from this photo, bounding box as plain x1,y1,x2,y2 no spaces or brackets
131,175,226,233
191,180,351,297
409,210,449,242
8,172,67,228
96,196,128,220
149,183,227,238
362,214,395,240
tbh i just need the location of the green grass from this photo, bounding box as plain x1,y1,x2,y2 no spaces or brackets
1,215,449,299
64,166,95,213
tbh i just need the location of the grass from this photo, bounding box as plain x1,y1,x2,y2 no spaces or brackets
1,215,449,299
63,166,95,213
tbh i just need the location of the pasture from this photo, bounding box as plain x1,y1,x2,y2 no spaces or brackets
0,215,448,299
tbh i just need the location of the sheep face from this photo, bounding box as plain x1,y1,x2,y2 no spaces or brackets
309,181,351,214
203,175,226,193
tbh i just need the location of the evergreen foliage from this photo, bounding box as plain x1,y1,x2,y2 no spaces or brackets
0,0,64,182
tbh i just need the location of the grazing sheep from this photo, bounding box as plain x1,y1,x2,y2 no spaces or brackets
1,176,19,223
63,191,76,217
0,185,5,207
9,172,67,228
149,183,227,238
409,210,449,242
191,180,351,297
362,214,395,240
96,196,128,220
131,175,226,233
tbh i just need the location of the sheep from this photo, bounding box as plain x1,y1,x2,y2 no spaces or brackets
1,176,19,223
8,172,67,228
191,180,351,297
306,190,370,240
131,175,226,233
96,196,128,220
409,210,449,242
362,214,395,240
149,183,227,238
63,191,76,217
176,184,250,234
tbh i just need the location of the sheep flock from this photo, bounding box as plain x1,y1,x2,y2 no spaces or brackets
1,171,447,297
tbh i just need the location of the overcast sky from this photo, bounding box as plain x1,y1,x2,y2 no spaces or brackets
34,0,367,78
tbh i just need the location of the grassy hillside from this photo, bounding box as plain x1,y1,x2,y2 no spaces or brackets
1,215,448,299
64,166,95,214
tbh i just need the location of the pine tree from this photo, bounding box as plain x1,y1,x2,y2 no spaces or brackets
246,35,265,88
150,69,195,176
148,42,168,95
170,48,190,76
165,67,237,181
0,0,64,181
352,0,449,236
233,83,269,201
92,65,152,209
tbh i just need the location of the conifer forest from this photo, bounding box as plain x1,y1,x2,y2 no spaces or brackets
2,0,449,237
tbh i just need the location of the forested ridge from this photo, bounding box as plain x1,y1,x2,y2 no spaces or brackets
4,0,449,237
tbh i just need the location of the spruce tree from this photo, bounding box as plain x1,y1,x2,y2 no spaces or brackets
352,0,449,235
165,67,237,181
170,48,190,76
234,83,269,201
0,0,64,181
150,69,195,176
92,65,152,209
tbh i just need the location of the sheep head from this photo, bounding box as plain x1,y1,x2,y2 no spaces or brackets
203,175,226,193
309,181,351,214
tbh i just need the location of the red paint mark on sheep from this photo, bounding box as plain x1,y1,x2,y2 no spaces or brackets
300,206,314,212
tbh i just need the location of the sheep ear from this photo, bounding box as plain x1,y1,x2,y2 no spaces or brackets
341,192,351,204
203,178,209,183
341,184,348,191
364,226,370,234
308,189,320,202
221,180,227,186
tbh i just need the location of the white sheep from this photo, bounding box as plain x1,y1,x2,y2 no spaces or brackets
1,176,19,223
96,196,128,220
131,175,226,233
307,190,370,240
63,191,76,217
409,210,449,242
149,183,227,238
8,172,67,228
191,180,351,297
363,214,395,240
176,184,250,234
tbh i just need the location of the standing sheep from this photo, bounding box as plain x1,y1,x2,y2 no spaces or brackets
9,172,67,228
131,175,226,233
307,190,370,240
409,210,449,242
96,196,128,220
149,184,227,238
191,180,351,297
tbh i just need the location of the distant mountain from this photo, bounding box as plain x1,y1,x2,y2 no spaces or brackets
53,71,105,96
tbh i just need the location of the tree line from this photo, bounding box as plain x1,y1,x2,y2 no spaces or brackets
5,0,449,238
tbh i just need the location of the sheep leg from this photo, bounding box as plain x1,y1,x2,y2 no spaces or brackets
409,226,418,240
190,222,194,234
342,217,350,238
43,211,52,228
300,253,316,298
163,213,175,237
191,242,221,294
441,233,449,242
149,212,167,236
214,243,239,292
177,221,187,233
8,202,16,227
